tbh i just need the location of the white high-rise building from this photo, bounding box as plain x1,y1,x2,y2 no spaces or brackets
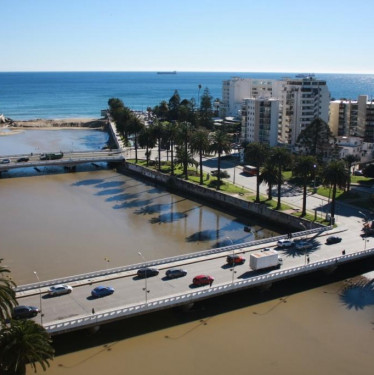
241,96,279,147
278,76,330,145
222,77,275,117
222,75,330,146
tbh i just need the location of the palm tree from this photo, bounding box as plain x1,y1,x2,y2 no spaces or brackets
127,115,145,163
152,120,166,171
164,121,179,176
175,122,193,179
343,154,360,192
209,130,232,189
244,142,270,202
321,160,349,223
270,147,292,209
174,146,197,177
190,128,210,184
138,125,156,167
293,156,317,216
0,320,54,375
0,259,17,323
259,161,278,200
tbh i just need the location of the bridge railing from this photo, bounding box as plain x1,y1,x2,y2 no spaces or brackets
43,245,374,335
15,226,332,293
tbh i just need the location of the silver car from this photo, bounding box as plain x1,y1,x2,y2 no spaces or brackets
48,284,73,296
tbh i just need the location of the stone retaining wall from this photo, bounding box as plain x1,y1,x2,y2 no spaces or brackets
119,163,319,231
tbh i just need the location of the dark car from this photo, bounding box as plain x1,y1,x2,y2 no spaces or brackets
326,236,342,244
137,267,159,278
226,254,245,265
193,275,214,286
91,286,115,298
17,157,29,162
165,268,187,279
12,305,39,319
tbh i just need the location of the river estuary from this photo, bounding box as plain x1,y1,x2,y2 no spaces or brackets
0,127,373,375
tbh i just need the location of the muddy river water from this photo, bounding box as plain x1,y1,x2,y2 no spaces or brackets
1,128,373,374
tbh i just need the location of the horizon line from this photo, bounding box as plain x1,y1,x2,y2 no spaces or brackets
0,70,373,75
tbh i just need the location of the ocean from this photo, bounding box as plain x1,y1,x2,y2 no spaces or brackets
1,71,374,120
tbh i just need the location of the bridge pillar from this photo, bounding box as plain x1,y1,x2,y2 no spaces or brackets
180,303,195,312
258,282,272,292
323,263,338,275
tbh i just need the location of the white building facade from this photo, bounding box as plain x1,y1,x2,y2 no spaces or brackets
241,97,279,147
223,75,330,146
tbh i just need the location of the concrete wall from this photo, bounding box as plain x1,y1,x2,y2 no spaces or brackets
119,163,318,231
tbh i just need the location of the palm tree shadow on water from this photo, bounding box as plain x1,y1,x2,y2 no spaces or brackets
339,279,374,310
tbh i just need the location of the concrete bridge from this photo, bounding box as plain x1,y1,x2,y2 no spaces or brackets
0,150,125,173
15,225,374,336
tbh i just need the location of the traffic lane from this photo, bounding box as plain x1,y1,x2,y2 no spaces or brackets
16,234,359,324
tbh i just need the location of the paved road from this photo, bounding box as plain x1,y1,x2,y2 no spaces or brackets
18,224,368,326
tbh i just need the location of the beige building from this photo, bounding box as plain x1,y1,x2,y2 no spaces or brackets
329,95,374,141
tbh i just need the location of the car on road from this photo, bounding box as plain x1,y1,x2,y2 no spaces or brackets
326,236,342,244
1,158,10,164
226,254,245,265
165,268,187,279
294,240,313,251
91,286,114,298
137,267,159,278
193,275,214,286
353,170,363,176
17,157,29,162
277,239,294,248
48,284,73,296
12,305,40,319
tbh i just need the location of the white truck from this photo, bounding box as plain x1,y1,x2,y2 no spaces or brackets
249,249,282,271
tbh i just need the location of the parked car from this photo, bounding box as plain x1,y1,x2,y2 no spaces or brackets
12,305,39,319
17,157,29,162
295,240,313,250
48,284,73,296
226,254,245,265
1,158,10,164
165,268,187,279
326,236,342,244
277,239,293,248
193,275,214,286
91,286,114,298
353,170,363,176
137,267,159,278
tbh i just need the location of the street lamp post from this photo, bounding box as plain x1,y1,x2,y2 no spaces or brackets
313,164,317,193
226,237,236,284
299,222,308,264
33,271,43,325
138,252,149,304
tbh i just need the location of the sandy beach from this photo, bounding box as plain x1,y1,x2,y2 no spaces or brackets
0,118,107,136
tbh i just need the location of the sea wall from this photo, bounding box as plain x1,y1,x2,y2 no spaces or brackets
119,163,318,231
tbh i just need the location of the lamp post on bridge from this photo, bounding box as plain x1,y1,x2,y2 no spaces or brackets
138,251,149,304
226,237,236,284
33,271,43,325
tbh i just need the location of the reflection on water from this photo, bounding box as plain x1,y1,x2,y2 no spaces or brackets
0,169,281,285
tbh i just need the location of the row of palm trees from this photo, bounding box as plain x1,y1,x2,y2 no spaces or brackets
0,259,54,374
244,143,351,222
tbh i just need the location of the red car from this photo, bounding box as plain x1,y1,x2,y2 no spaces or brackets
193,275,214,286
226,254,245,265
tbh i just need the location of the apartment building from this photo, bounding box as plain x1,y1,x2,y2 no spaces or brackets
329,95,374,141
223,75,330,146
241,97,279,146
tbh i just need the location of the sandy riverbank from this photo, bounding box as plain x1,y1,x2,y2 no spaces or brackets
10,117,107,129
0,118,108,136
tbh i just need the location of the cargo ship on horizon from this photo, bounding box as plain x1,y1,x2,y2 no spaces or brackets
157,71,177,74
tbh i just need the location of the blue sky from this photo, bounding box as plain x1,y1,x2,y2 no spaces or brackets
1,0,373,73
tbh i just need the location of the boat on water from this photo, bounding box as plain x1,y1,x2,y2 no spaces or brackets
157,71,177,74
